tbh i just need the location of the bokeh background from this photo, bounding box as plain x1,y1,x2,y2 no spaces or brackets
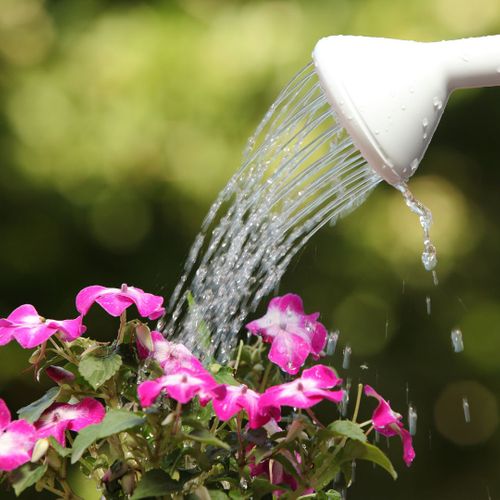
1,0,500,498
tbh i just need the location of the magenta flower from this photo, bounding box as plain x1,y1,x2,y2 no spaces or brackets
35,398,105,446
364,385,415,466
0,304,86,349
138,369,219,406
76,284,165,320
260,365,343,410
141,331,205,375
212,384,280,429
246,294,327,375
0,399,37,471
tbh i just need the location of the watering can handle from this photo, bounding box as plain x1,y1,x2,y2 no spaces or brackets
435,35,500,91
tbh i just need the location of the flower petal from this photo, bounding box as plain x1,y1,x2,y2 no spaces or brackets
75,286,108,315
0,399,11,430
0,420,37,471
268,333,309,375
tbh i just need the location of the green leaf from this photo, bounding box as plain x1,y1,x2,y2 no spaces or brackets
340,440,397,480
71,409,145,463
210,365,239,386
11,464,48,496
131,469,181,499
327,420,367,442
48,436,71,457
17,387,59,423
300,491,341,500
185,429,230,450
78,352,122,389
252,477,279,499
209,491,230,500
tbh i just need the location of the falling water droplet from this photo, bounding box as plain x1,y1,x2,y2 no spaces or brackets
350,460,357,485
463,397,471,423
406,382,410,404
422,117,429,128
342,345,352,369
426,296,431,315
451,328,464,352
432,270,439,286
326,330,340,355
360,363,369,370
408,404,418,436
397,183,437,272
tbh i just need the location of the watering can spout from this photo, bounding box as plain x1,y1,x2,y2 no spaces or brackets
312,35,500,185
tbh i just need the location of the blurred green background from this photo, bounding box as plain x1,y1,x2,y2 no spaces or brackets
1,0,500,498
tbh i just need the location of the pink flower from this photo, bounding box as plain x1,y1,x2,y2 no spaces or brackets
76,284,165,320
260,365,343,410
364,385,415,466
141,331,205,375
0,399,37,471
0,304,86,349
35,398,105,446
138,369,219,406
212,384,280,429
246,294,327,375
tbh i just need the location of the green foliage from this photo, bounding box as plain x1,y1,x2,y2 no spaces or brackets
71,409,145,463
17,387,60,423
131,470,182,499
11,464,48,496
78,352,123,390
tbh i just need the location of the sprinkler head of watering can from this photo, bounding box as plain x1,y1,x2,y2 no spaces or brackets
313,35,500,185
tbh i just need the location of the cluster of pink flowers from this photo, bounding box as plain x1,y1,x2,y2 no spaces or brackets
136,291,415,485
0,284,164,471
0,286,415,494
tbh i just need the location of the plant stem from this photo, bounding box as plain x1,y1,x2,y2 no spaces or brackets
234,340,244,374
259,362,273,392
351,383,363,423
305,408,324,428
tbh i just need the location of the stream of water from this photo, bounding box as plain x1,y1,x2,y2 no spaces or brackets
162,63,381,360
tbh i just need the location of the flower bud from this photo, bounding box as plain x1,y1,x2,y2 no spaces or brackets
135,324,154,355
120,471,136,495
45,365,75,385
31,438,50,462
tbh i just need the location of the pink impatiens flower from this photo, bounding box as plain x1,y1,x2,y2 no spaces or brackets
212,384,280,429
246,294,327,375
138,331,205,375
364,385,415,466
260,365,343,410
138,369,218,406
0,398,37,471
0,304,86,349
35,398,105,446
76,284,165,320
